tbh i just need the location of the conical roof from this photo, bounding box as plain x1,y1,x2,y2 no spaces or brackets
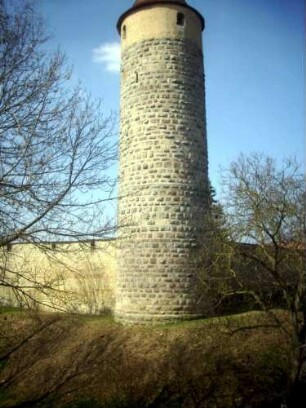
117,0,204,33
134,0,187,5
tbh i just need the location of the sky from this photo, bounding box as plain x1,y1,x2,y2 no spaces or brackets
39,0,305,196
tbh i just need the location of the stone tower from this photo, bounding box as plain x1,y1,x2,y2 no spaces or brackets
115,0,208,324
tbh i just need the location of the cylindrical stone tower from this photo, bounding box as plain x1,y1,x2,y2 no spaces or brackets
115,0,208,324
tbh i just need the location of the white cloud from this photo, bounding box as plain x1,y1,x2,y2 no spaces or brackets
93,42,121,73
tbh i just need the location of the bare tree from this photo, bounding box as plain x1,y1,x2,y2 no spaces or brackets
0,0,117,306
217,153,305,406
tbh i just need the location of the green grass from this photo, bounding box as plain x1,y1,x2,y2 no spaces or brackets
0,306,22,314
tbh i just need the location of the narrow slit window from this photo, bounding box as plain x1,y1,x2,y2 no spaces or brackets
122,25,126,39
135,72,138,83
177,12,185,26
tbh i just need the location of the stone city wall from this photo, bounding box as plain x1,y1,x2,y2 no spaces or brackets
0,240,117,314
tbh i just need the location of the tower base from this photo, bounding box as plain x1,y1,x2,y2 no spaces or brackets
114,310,204,325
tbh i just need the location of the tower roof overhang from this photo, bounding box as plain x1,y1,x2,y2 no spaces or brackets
117,0,205,34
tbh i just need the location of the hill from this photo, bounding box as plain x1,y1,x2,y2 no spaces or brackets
0,308,296,408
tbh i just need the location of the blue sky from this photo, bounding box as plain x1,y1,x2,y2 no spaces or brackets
40,0,305,195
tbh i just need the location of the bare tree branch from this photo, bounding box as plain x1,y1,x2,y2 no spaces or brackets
0,0,118,307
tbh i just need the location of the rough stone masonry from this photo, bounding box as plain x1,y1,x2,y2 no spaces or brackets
115,0,209,324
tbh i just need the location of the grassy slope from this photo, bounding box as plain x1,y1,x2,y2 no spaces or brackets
0,308,294,408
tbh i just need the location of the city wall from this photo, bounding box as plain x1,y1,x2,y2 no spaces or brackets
0,240,117,314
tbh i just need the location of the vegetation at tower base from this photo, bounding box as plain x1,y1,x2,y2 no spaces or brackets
0,0,117,309
0,153,304,408
199,153,306,407
0,309,299,408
